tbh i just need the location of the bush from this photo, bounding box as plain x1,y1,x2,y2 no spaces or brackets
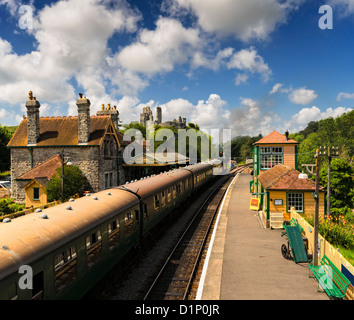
0,198,25,215
46,165,86,202
307,211,354,250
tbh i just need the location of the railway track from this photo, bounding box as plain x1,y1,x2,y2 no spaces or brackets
143,165,248,300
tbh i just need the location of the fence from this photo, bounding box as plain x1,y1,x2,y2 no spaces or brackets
291,207,354,300
0,201,60,222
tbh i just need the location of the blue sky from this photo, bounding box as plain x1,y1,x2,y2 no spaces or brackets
0,0,353,137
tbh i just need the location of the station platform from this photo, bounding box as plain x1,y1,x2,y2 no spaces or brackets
197,173,328,300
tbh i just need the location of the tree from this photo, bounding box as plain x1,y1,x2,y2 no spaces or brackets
0,125,11,172
298,132,321,167
121,121,147,139
46,165,86,202
319,158,354,210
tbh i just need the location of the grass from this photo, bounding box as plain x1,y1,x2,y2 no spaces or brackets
338,246,354,266
0,171,10,179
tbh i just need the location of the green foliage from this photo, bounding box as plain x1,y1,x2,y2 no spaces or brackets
298,132,321,167
306,211,354,250
298,110,354,166
46,165,86,202
319,158,354,209
121,121,147,139
0,198,25,215
0,125,11,172
231,134,262,162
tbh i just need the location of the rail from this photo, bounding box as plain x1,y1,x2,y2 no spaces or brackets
143,165,247,300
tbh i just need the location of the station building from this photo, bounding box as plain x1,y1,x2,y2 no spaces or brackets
251,130,325,228
7,92,127,204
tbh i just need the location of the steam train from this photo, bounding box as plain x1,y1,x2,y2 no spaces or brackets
0,163,214,300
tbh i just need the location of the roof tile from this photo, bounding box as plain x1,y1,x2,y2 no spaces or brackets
257,164,323,191
255,130,298,144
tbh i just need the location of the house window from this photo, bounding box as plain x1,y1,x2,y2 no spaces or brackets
287,192,304,212
260,147,283,169
33,187,40,200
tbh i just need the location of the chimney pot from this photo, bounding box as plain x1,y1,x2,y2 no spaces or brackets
76,96,91,145
26,92,40,145
285,130,289,141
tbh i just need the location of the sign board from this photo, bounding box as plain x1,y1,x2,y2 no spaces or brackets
249,197,260,211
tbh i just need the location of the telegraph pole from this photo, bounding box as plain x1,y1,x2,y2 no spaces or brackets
313,149,320,267
325,146,339,218
313,146,339,265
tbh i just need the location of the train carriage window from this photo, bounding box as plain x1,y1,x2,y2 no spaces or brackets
86,230,102,268
135,209,139,224
161,191,166,207
54,246,77,294
32,272,44,300
167,188,171,202
108,219,120,250
172,185,176,199
125,211,134,237
154,195,160,210
143,203,148,218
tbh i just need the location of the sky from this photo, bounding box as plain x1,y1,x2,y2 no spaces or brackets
0,0,353,138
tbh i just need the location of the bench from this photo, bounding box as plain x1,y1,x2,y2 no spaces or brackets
309,254,351,299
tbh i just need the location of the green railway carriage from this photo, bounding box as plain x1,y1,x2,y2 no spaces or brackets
0,163,213,300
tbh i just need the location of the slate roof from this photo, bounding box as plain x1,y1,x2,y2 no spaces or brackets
7,115,124,147
16,154,62,180
255,130,298,145
257,164,324,191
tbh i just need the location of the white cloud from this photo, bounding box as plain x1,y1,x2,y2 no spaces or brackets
336,92,354,101
235,73,249,86
284,106,353,132
288,87,318,105
0,108,7,119
167,0,304,41
227,47,271,82
0,0,141,105
191,47,234,71
116,18,200,75
328,0,354,16
230,97,281,136
269,82,289,94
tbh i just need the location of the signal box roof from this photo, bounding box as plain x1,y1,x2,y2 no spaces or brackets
255,130,298,145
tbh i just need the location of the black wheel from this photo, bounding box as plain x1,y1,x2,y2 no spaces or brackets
281,244,290,259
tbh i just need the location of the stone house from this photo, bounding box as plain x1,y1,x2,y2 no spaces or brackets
7,92,126,203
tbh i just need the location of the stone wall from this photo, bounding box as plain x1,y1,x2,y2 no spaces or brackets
11,146,104,203
10,148,32,202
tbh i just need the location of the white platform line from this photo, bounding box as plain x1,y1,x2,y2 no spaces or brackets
195,173,239,300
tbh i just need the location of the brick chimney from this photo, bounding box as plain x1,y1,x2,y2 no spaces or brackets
76,93,91,145
26,91,40,146
97,103,120,133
